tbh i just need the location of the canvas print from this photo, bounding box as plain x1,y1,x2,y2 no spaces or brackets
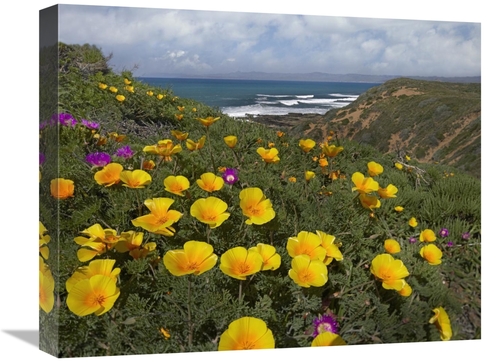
39,4,481,358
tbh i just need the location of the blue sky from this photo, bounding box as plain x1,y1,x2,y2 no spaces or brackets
58,4,481,78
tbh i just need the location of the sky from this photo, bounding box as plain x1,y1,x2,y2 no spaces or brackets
0,1,496,362
57,4,481,78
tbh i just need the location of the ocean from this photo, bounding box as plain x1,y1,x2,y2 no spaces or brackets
137,77,380,117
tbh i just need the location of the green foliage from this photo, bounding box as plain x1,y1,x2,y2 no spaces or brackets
39,43,481,357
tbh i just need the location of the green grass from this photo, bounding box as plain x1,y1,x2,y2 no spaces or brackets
39,43,481,357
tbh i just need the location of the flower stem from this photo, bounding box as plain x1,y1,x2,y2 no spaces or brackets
238,280,243,304
187,276,193,349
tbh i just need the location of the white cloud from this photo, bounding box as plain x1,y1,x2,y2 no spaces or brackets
57,4,481,77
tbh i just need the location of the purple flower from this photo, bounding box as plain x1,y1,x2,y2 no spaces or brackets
58,112,77,127
39,152,45,166
81,119,100,129
85,152,111,167
115,145,134,159
312,314,339,337
409,237,417,244
439,228,449,238
462,232,470,240
446,241,454,247
221,168,239,185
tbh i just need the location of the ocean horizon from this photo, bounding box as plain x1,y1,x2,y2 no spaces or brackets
137,77,380,117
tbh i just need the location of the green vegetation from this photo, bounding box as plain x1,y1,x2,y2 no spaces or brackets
39,43,481,357
294,78,481,179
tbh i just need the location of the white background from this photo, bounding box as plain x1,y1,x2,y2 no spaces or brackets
0,1,493,361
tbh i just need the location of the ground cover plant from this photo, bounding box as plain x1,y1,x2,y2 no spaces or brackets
39,43,481,357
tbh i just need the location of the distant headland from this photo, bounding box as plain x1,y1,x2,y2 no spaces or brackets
140,71,481,84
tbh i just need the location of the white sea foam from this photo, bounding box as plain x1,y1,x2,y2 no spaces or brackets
329,93,360,98
295,95,314,99
278,100,300,106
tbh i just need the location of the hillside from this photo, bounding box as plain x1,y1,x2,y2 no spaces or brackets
39,43,481,357
291,78,481,179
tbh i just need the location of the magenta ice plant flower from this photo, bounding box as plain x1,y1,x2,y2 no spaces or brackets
462,232,470,240
409,237,417,244
222,168,239,185
312,314,339,337
58,112,77,127
439,228,449,238
115,145,134,159
86,152,112,167
81,119,100,129
39,152,45,166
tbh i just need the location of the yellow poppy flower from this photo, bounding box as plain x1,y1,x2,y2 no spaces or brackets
359,193,381,210
39,261,55,314
124,78,132,85
98,82,108,90
409,217,418,228
186,136,206,151
177,106,185,112
50,178,75,199
120,170,152,188
163,241,218,276
66,259,121,293
39,221,51,260
316,230,343,264
109,86,118,93
248,243,281,271
378,184,398,198
276,131,285,137
311,332,347,346
299,138,316,153
223,135,237,148
157,94,164,100
239,187,276,225
367,161,384,176
171,130,189,141
94,163,123,187
218,316,275,350
384,239,401,254
114,230,144,254
219,247,263,280
322,142,344,158
66,275,120,317
287,231,327,261
125,85,134,93
318,158,328,168
163,175,190,196
305,170,316,181
288,254,328,288
288,176,297,183
142,160,155,170
132,198,183,236
419,229,437,242
190,196,230,229
146,90,154,96
398,283,413,297
196,116,220,127
370,253,410,291
394,206,404,212
429,307,452,341
394,162,403,170
256,147,280,163
351,172,379,194
174,114,184,121
196,172,224,192
420,244,443,265
116,94,125,102
143,139,182,161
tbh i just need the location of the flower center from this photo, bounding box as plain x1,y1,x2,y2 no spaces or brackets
317,322,334,334
236,263,251,275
